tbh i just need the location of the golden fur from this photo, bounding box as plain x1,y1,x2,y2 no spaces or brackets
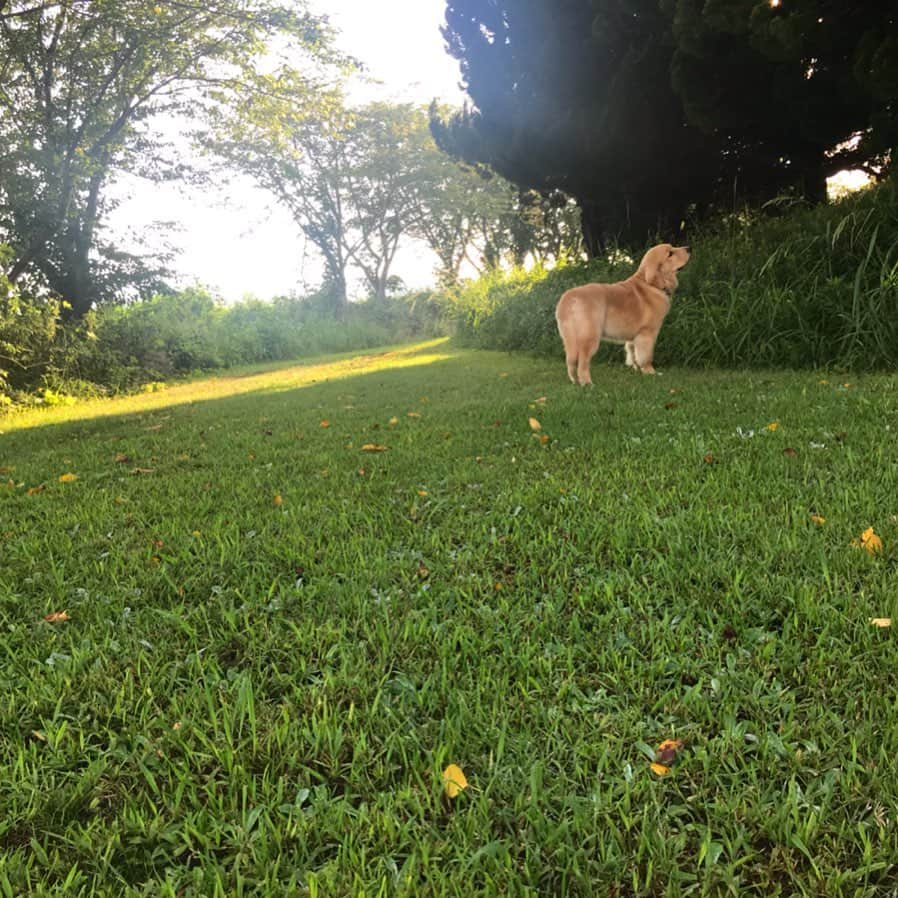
555,243,691,384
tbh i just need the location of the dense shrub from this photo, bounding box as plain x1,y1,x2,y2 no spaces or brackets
447,179,898,370
0,283,446,408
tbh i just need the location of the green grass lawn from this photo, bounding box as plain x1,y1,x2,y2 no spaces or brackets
2,338,897,897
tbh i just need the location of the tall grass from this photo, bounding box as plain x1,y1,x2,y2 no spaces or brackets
447,179,898,370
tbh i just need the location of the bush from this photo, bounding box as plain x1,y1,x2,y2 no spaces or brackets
446,179,898,370
1,279,447,409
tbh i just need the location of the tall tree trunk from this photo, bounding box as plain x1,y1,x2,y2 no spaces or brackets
578,198,605,258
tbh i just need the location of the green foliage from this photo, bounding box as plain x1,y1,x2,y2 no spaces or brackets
0,0,340,316
0,286,444,408
447,180,898,370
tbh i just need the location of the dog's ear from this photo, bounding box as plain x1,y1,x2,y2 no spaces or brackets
637,247,662,288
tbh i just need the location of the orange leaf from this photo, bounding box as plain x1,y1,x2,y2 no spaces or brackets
539,434,550,445
44,610,70,623
361,444,388,452
650,763,671,777
810,513,825,525
656,739,684,765
319,420,330,428
58,472,78,483
442,764,468,798
859,527,883,554
528,417,541,432
27,485,46,496
273,494,283,507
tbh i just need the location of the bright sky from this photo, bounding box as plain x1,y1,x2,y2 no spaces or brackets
106,0,466,303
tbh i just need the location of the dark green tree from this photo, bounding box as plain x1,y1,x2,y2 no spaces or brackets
667,0,897,202
435,0,897,251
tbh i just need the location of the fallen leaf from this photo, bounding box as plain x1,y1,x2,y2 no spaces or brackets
0,466,13,474
417,489,428,496
27,485,46,496
130,467,155,475
819,379,829,385
664,401,677,410
656,739,684,765
172,721,182,731
417,562,430,579
58,472,78,483
273,494,283,507
361,444,388,452
44,610,70,623
859,527,883,555
30,730,47,742
407,411,421,418
539,434,550,445
783,447,798,458
767,421,779,432
442,764,469,798
870,618,892,628
388,416,398,426
528,417,541,431
114,453,132,464
810,513,826,525
319,420,330,428
145,424,163,432
533,396,547,404
650,763,671,777
703,452,716,464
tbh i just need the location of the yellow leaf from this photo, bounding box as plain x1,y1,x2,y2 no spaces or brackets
860,527,883,554
273,494,283,507
810,513,826,525
407,411,421,418
361,444,388,452
154,4,162,12
31,730,47,742
442,764,468,798
192,530,201,537
528,417,541,432
44,610,70,623
58,472,78,482
417,489,428,496
389,416,399,426
766,421,779,432
870,618,892,628
650,763,671,777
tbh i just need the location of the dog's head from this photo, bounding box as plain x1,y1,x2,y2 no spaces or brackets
636,243,691,293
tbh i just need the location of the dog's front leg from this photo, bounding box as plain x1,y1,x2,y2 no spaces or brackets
633,332,658,374
624,341,638,370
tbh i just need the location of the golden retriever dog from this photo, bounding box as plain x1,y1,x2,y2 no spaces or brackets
555,243,691,384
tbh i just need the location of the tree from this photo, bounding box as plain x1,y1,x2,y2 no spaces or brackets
0,0,336,317
666,0,898,200
435,0,897,251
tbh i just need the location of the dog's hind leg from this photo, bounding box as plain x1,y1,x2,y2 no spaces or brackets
624,341,638,369
565,352,579,384
577,337,599,386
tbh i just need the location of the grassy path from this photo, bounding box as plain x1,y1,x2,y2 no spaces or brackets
2,339,898,896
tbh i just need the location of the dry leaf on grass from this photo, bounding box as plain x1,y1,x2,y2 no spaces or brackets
58,473,78,483
114,453,132,464
767,421,779,432
361,444,388,452
407,411,421,418
27,485,46,496
528,417,541,432
44,610,70,623
852,527,883,554
870,618,892,628
442,764,468,798
273,494,283,507
810,513,826,525
319,420,330,428
656,739,684,765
